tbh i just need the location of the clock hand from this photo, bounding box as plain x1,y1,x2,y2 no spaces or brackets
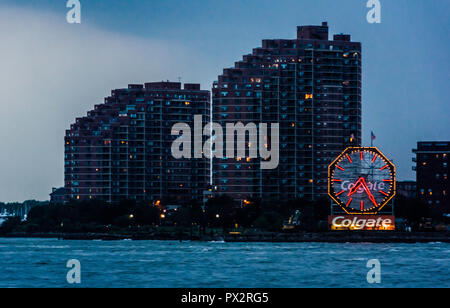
360,178,378,208
347,178,363,197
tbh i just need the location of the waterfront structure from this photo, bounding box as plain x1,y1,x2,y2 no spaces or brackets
212,22,362,201
65,82,210,204
413,142,450,212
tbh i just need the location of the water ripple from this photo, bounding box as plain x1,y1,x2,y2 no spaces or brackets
0,238,448,288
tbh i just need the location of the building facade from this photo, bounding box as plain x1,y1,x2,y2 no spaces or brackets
65,82,210,204
413,142,450,212
212,22,362,201
396,181,417,199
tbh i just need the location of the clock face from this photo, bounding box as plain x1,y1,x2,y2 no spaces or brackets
328,147,396,214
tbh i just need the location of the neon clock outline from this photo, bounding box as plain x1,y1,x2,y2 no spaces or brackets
328,147,396,215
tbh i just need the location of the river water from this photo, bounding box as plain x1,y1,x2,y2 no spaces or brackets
0,238,448,288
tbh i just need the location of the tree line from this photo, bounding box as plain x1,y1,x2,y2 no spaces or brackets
0,195,445,235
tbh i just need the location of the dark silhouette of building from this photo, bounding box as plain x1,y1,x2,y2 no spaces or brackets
396,181,417,199
212,22,361,201
413,142,450,213
50,187,67,204
65,82,210,204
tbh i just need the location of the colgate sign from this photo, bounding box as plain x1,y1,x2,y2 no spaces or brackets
340,181,386,193
329,215,395,231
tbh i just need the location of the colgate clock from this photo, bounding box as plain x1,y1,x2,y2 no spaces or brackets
328,147,396,215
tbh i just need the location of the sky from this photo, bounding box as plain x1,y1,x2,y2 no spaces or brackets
0,0,448,202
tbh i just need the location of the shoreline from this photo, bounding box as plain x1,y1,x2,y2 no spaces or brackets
1,231,449,243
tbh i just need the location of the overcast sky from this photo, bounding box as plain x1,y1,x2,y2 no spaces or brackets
0,0,448,202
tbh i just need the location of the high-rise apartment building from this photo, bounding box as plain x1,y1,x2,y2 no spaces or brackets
65,82,210,204
413,141,450,212
212,22,362,201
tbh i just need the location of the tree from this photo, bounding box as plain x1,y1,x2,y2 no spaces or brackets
0,217,22,234
205,195,235,228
